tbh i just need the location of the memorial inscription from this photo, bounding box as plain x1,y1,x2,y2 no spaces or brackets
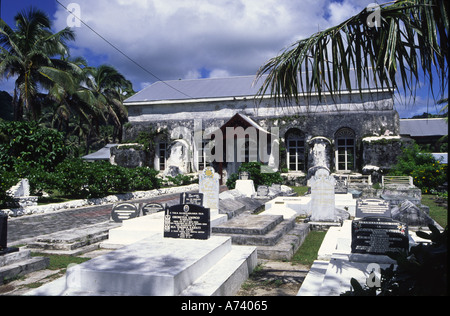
142,203,165,216
111,203,139,223
199,167,220,210
164,204,210,240
351,216,409,255
180,192,203,206
356,198,391,218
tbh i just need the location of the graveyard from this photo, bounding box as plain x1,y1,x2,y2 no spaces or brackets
0,163,446,296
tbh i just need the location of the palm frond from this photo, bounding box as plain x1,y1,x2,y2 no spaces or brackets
256,0,449,107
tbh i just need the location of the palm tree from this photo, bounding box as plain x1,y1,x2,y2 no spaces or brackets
82,65,134,142
0,7,76,120
256,0,448,107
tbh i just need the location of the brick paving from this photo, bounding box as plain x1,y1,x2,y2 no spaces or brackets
6,192,182,245
6,186,228,246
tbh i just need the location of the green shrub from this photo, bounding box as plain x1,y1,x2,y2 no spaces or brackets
389,143,447,193
0,170,19,208
50,159,162,199
0,121,69,173
226,162,283,189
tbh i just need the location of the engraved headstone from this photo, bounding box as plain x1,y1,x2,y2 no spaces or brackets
239,171,250,180
180,192,203,206
270,184,282,192
351,216,409,255
309,169,336,222
111,203,139,223
356,198,391,218
164,204,210,240
199,167,220,210
142,203,165,216
257,185,269,197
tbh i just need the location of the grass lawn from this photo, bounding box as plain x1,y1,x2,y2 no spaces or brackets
421,194,448,228
291,230,326,267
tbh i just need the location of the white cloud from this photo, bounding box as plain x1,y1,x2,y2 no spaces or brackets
52,0,391,94
53,0,338,89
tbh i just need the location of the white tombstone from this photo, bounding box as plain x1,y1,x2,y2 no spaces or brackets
309,169,336,222
199,166,220,211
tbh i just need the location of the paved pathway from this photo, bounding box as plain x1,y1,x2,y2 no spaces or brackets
7,186,229,246
6,192,183,245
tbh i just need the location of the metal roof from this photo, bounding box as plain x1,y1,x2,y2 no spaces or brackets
82,144,118,161
125,75,265,103
400,118,448,137
124,69,388,104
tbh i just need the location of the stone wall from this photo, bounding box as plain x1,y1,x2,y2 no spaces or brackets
110,144,150,168
362,136,414,171
123,91,399,175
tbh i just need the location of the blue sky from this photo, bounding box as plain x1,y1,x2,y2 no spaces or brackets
0,0,447,118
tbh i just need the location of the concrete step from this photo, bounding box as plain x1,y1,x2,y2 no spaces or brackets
26,222,119,256
0,250,49,284
180,245,257,296
213,215,295,246
257,223,310,261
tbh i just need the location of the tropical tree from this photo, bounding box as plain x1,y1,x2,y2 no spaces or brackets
0,7,76,120
256,0,448,107
82,64,134,142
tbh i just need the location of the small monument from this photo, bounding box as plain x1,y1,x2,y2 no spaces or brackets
309,168,336,222
199,166,220,211
234,172,256,197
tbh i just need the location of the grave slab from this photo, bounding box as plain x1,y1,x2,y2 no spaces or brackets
234,180,256,197
27,235,257,296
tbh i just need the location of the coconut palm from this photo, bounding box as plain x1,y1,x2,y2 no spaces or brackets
82,64,134,142
256,0,448,107
0,7,76,120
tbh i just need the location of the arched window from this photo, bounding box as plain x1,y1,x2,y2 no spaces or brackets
335,128,355,171
285,129,305,172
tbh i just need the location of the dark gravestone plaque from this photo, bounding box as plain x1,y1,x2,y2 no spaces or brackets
239,171,250,180
356,198,391,218
180,192,203,206
334,179,348,194
351,216,409,255
111,203,139,223
0,213,19,255
142,203,165,216
257,185,269,197
164,204,210,240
